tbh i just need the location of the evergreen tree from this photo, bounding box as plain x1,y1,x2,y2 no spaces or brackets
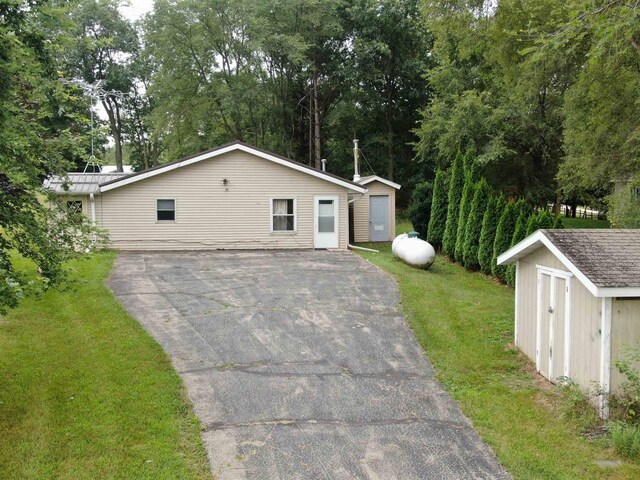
407,181,433,239
491,201,519,281
504,211,529,286
454,156,480,263
463,178,492,270
525,212,540,236
478,195,503,275
427,169,449,248
442,151,465,258
537,210,555,229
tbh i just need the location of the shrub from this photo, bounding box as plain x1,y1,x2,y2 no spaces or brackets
611,422,640,460
491,201,519,281
427,169,449,248
442,151,465,258
614,345,640,422
608,175,640,228
525,212,539,236
537,210,555,229
478,195,503,275
504,210,529,286
455,157,480,263
407,181,433,240
463,178,492,270
553,215,564,229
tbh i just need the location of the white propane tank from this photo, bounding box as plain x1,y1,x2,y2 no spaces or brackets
392,234,436,269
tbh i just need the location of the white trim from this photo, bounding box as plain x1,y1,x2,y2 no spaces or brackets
536,264,573,279
564,277,572,379
536,269,544,372
596,287,640,298
358,176,401,190
269,197,297,234
514,260,520,346
599,297,612,419
156,198,177,223
548,275,556,381
99,143,367,194
89,193,96,226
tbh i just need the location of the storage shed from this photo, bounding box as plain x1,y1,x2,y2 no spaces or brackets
44,142,400,251
497,229,640,417
351,176,401,243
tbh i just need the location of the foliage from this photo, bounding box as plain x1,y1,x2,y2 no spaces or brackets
454,155,479,263
610,423,640,461
478,195,503,275
462,178,491,270
553,215,564,229
491,201,519,281
504,209,529,286
0,0,98,313
427,169,449,248
608,176,640,228
614,345,640,423
442,151,465,258
407,181,433,239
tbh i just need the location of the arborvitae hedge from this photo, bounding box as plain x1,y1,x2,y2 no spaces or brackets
454,158,480,263
504,211,529,286
407,181,433,239
537,210,555,229
427,169,449,248
553,215,564,229
525,212,540,236
491,201,519,281
478,195,503,275
462,178,491,270
442,151,465,258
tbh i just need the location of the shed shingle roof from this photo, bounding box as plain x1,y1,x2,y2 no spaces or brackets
541,229,640,288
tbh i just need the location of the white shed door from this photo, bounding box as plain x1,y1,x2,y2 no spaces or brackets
537,268,572,383
314,196,339,249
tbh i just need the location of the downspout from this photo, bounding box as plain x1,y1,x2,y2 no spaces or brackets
89,193,97,245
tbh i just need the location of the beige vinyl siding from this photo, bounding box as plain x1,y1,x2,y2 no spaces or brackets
516,246,602,389
611,298,640,394
353,181,396,242
96,150,349,250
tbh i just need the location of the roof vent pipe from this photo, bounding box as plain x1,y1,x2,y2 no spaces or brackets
353,139,360,182
321,158,327,172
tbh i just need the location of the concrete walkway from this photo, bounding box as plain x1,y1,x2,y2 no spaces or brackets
109,250,509,479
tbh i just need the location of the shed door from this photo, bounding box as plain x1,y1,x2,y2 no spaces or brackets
369,195,390,241
537,269,571,384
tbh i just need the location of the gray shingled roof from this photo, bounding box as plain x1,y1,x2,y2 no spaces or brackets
43,173,129,194
542,229,640,288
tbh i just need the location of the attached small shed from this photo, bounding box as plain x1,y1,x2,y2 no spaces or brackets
351,176,401,243
498,229,640,417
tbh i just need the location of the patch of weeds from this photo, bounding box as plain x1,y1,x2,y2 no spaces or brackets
558,379,601,434
610,422,640,461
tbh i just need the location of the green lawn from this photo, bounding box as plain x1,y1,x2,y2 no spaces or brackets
0,252,212,480
355,242,640,479
562,216,611,229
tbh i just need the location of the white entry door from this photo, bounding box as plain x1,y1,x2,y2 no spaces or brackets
314,196,339,249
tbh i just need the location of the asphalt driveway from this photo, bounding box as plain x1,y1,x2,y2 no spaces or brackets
109,250,509,479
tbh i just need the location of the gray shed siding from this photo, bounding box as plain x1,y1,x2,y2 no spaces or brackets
96,150,349,250
517,244,640,397
352,180,396,242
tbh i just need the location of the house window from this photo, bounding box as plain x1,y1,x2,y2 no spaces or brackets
157,199,176,222
272,198,295,232
66,200,83,213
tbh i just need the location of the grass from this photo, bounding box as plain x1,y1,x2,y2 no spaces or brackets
562,216,611,229
355,239,640,479
0,252,212,480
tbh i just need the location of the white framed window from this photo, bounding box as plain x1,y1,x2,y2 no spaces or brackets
156,199,176,222
66,200,83,214
271,198,296,232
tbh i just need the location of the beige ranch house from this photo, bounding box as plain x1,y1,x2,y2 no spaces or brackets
44,142,400,250
498,229,640,417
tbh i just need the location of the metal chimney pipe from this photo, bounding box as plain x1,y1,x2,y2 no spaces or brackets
321,158,327,172
353,139,360,182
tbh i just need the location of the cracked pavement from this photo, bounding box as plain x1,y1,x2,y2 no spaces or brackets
109,250,509,479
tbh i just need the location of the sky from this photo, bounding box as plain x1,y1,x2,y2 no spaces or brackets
119,0,154,21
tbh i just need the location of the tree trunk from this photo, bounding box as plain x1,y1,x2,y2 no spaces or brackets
102,97,123,172
312,63,321,169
